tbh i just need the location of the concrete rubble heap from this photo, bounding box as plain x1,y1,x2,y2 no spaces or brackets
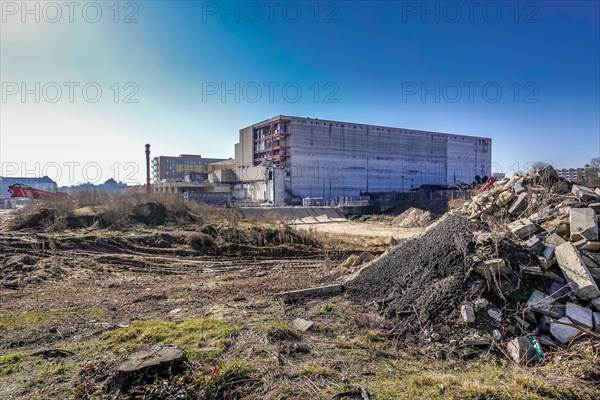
451,166,600,362
351,166,600,366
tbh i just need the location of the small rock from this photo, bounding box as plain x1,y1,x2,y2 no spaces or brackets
492,329,502,341
526,289,555,315
507,337,537,365
292,318,313,332
593,312,600,333
461,304,475,323
550,317,581,344
487,308,502,322
168,308,182,315
565,302,593,330
431,333,441,342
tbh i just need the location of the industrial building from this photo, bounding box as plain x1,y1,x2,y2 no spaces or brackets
231,115,491,204
152,154,228,183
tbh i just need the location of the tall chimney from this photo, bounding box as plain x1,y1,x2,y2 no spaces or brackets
145,144,151,193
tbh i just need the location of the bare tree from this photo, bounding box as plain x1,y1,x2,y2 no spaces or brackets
529,161,550,173
590,157,600,169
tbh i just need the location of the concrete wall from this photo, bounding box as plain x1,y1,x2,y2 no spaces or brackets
234,126,254,167
285,117,491,198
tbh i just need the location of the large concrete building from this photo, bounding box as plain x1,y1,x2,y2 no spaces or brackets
152,154,227,182
233,115,491,203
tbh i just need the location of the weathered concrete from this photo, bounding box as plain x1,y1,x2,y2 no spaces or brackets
592,298,600,312
545,233,566,247
588,203,600,214
474,258,510,277
555,242,600,300
507,218,537,239
570,208,598,241
549,282,570,300
550,317,581,344
578,241,600,252
461,304,475,323
526,289,555,314
281,284,344,302
550,304,566,319
509,193,528,215
494,190,514,207
506,337,537,365
565,302,593,329
572,184,600,202
292,318,314,332
487,308,502,322
512,182,526,195
109,346,186,390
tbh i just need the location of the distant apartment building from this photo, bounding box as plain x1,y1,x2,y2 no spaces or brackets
556,166,599,186
152,154,227,182
0,176,57,198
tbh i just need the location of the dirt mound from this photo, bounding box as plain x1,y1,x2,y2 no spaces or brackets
7,208,57,230
131,202,167,226
348,215,537,338
391,207,436,227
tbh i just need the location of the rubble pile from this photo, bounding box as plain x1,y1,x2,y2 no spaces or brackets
390,207,437,228
351,166,600,364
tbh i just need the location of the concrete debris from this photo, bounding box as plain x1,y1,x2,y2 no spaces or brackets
545,233,566,247
526,289,555,315
569,208,599,242
509,193,528,215
487,308,502,322
280,284,344,302
507,218,537,239
565,302,593,330
555,243,600,300
594,312,600,333
292,318,314,332
550,317,581,344
109,346,186,391
352,170,600,358
507,337,537,365
461,304,475,323
572,184,600,202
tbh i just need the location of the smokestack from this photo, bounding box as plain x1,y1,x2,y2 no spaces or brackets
145,144,151,193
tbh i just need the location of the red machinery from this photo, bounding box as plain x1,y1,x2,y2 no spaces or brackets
479,176,496,192
8,183,68,200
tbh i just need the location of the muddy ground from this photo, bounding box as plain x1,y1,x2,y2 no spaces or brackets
1,206,598,400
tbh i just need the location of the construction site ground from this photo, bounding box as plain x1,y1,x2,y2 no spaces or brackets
0,202,597,400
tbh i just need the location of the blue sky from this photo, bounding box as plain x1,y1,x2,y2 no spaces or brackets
1,0,599,185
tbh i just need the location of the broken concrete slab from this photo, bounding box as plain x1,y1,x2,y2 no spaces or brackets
588,203,600,214
565,302,593,329
507,337,537,365
512,316,532,331
109,346,186,391
526,289,555,315
508,218,538,239
461,304,475,323
594,312,600,333
522,266,544,276
592,298,600,312
494,190,514,207
292,318,314,332
474,258,510,277
570,208,598,242
549,282,571,300
555,242,600,300
572,184,600,202
280,284,344,302
545,233,566,247
509,193,528,215
512,182,526,195
543,245,555,260
579,241,600,252
550,317,581,344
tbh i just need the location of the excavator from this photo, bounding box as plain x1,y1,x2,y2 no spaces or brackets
7,183,68,200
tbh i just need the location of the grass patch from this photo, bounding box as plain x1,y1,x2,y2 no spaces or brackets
0,308,77,330
318,303,336,315
0,352,26,365
100,318,241,360
300,365,338,379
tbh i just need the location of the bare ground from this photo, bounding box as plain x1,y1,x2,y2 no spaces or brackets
1,206,598,399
